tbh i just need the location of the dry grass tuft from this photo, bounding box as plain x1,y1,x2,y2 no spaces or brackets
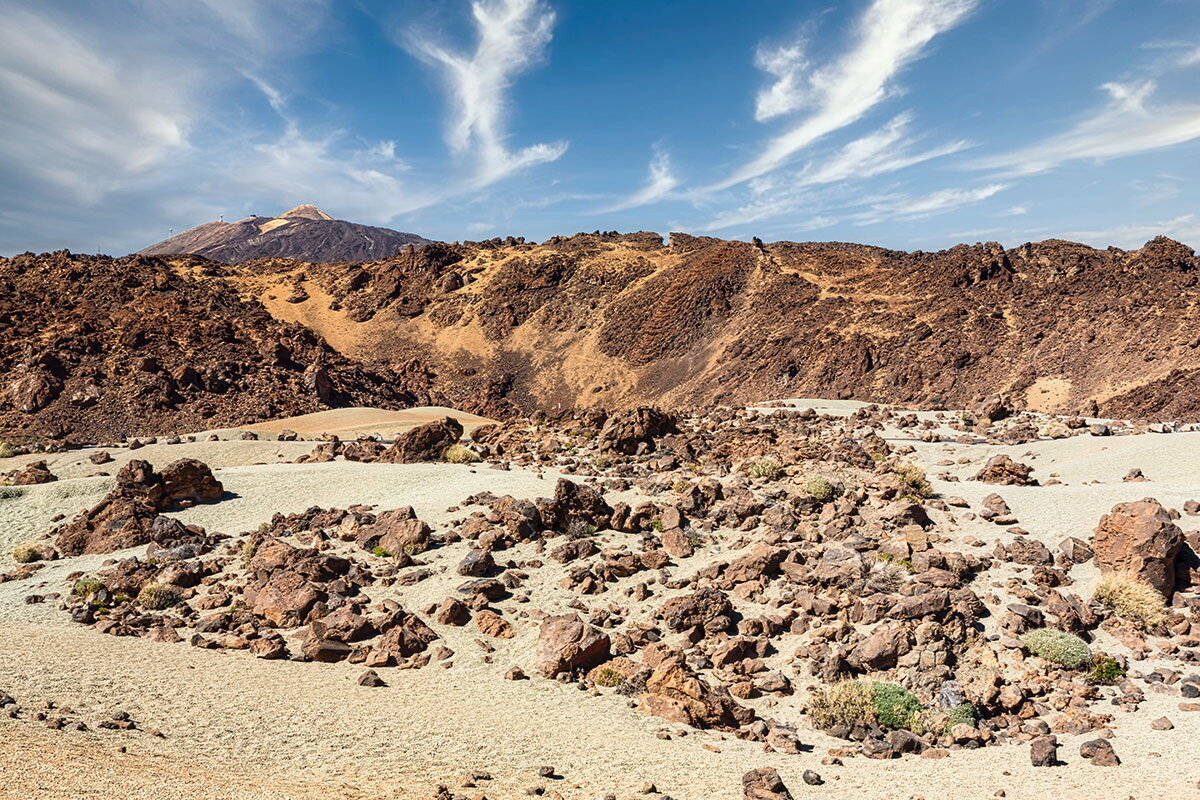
1093,572,1167,628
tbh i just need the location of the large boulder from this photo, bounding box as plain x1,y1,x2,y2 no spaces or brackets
640,651,755,730
846,626,913,672
597,407,677,455
381,416,463,463
4,370,61,413
1093,499,1183,596
743,768,794,800
356,507,432,555
160,458,223,508
1,460,57,486
534,613,610,677
538,478,613,532
658,587,736,635
54,458,224,555
974,455,1037,485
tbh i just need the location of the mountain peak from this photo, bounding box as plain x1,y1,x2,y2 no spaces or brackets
278,204,334,221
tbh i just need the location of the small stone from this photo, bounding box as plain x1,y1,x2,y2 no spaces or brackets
1030,735,1058,767
1150,716,1174,730
1079,738,1120,766
357,670,386,687
802,769,823,786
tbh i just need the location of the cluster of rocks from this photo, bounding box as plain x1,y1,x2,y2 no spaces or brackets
0,689,151,737
21,400,1200,795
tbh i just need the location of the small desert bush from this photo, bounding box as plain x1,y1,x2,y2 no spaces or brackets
944,702,978,730
72,577,104,597
865,559,907,593
371,545,392,558
1022,628,1091,669
443,444,481,464
807,680,875,730
889,461,933,499
566,519,598,540
871,682,924,729
591,667,626,688
806,475,835,502
672,478,692,494
593,454,612,470
0,443,18,459
137,582,180,610
748,457,784,481
11,543,42,564
1087,655,1126,686
1092,572,1167,628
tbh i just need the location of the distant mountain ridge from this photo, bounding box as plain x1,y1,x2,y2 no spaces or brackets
138,205,429,263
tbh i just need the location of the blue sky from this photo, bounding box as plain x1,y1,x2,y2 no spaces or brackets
1,0,1199,255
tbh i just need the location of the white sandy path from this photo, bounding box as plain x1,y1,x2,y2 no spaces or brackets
226,405,497,439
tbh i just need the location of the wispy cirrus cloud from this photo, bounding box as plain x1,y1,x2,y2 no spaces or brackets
602,146,680,212
712,0,979,190
851,182,1008,225
971,79,1200,176
0,7,193,204
406,0,567,186
702,113,969,230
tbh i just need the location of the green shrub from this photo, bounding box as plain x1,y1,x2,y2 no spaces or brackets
807,680,875,731
672,479,692,494
593,454,612,470
403,543,425,556
137,582,180,610
1087,655,1126,685
371,545,392,558
871,682,924,729
1092,572,1166,628
806,475,835,502
748,457,784,481
443,444,481,464
651,519,664,532
889,461,933,498
11,543,42,564
0,443,18,459
72,577,104,597
591,667,625,688
1022,628,1091,668
944,702,977,730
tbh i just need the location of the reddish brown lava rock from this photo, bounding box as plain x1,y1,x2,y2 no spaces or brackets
1093,499,1183,596
534,613,610,677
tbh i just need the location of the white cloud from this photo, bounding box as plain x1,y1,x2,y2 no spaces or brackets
714,0,978,190
754,42,810,121
701,113,967,230
235,123,427,223
407,0,567,186
797,112,968,185
972,80,1200,176
852,182,1008,225
603,147,680,212
1179,44,1200,67
0,7,192,203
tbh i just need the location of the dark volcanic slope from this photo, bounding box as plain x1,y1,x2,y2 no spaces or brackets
139,205,429,264
0,251,423,440
240,232,1200,421
3,231,1199,440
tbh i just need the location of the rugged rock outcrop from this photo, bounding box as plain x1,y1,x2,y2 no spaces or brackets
0,251,420,441
1093,500,1183,596
53,459,222,555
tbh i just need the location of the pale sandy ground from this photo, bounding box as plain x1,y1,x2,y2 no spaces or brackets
1,402,1199,798
229,406,498,439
